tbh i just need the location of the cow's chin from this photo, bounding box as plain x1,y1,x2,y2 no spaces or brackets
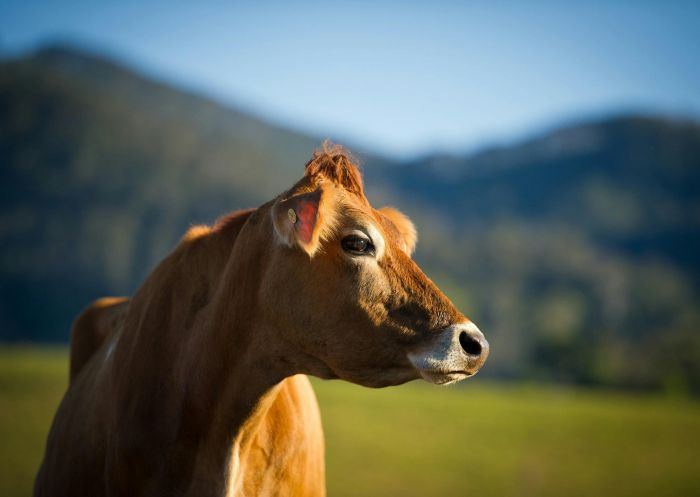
339,366,421,389
301,358,420,388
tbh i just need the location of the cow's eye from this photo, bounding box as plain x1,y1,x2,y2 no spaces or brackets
341,235,374,256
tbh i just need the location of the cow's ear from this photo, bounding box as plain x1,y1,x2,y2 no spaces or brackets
378,207,417,256
272,186,336,257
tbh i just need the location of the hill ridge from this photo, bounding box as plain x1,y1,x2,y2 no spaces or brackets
2,44,699,393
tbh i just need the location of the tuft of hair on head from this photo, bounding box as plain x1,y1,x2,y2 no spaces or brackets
304,141,365,197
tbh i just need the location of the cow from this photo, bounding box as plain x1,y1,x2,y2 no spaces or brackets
34,144,489,497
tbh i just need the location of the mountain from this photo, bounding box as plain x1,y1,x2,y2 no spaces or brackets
0,45,337,341
1,45,699,393
397,117,700,276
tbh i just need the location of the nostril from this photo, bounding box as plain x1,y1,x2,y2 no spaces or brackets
459,331,482,356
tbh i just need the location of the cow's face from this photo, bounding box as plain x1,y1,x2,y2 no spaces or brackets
263,145,488,387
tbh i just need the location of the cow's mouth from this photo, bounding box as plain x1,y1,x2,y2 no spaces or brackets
416,369,477,386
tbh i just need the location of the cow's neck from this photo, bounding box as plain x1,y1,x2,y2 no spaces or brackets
182,298,291,494
181,322,290,495
112,207,298,495
184,208,302,493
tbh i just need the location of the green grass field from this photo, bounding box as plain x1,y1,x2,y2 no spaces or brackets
1,347,698,497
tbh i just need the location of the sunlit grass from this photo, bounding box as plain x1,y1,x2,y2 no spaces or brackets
1,347,698,497
314,379,700,497
0,347,67,497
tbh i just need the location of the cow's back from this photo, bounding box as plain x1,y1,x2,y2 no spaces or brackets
34,372,111,496
35,299,127,497
70,297,129,382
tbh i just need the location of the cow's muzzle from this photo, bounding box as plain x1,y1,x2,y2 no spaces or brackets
407,322,489,385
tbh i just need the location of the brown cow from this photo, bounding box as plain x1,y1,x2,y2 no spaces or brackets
35,144,488,497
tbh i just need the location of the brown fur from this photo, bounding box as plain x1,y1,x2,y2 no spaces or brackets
35,144,484,497
69,297,129,382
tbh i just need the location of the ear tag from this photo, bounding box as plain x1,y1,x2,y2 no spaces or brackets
287,208,297,224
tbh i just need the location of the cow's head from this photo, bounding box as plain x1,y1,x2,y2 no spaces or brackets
261,144,488,387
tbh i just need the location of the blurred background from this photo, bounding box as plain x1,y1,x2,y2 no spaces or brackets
1,1,699,496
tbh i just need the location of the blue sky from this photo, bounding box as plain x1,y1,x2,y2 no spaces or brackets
2,0,699,156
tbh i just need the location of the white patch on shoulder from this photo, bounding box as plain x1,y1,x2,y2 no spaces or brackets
104,332,119,363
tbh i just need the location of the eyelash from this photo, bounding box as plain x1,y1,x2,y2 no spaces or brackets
341,234,375,256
